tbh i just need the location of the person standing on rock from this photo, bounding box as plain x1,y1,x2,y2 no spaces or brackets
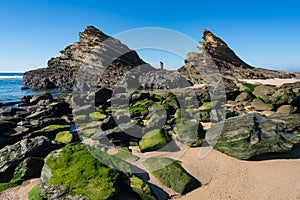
160,61,164,79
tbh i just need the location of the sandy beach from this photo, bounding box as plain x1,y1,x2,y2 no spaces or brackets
239,78,300,87
175,147,300,200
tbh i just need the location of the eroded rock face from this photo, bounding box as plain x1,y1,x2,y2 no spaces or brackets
23,26,147,91
178,29,300,90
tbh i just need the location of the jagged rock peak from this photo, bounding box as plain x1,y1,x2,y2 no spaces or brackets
200,29,253,69
178,29,300,88
201,29,228,49
23,26,148,91
79,25,109,43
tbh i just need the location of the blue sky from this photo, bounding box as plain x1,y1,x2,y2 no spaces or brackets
0,0,299,72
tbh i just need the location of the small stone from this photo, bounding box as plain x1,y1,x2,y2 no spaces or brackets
277,105,297,114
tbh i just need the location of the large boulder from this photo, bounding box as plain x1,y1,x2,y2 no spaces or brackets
252,85,276,103
212,113,300,160
39,144,156,200
251,99,274,111
143,157,201,194
0,136,52,182
139,129,169,152
29,93,53,105
235,92,253,102
270,88,296,106
11,157,44,183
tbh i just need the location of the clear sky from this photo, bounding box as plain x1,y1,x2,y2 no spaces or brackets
0,0,299,72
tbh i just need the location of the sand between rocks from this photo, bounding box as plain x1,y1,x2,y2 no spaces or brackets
175,148,300,200
0,178,40,200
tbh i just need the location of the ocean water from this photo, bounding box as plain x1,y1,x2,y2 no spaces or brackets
0,72,66,104
0,73,31,103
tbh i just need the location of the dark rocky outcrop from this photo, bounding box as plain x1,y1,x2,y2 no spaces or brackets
178,30,300,95
23,26,147,91
11,157,45,183
0,136,52,182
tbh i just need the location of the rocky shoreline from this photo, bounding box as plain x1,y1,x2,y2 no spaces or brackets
1,26,300,199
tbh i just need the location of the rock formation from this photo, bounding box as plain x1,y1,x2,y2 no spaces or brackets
212,113,299,160
178,29,300,85
23,26,147,91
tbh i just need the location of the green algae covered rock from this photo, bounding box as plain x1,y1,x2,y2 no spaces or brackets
129,176,156,200
199,101,218,111
270,89,296,106
55,131,73,144
139,129,169,152
143,157,201,194
174,122,204,147
41,144,120,200
30,124,70,140
213,113,299,160
40,143,156,200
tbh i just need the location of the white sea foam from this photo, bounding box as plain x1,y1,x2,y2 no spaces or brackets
0,75,23,80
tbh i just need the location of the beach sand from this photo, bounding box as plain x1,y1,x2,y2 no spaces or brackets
175,147,300,200
239,78,300,87
0,179,40,200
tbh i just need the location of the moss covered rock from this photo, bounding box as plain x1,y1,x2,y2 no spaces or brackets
213,113,299,159
89,112,107,120
199,101,218,111
143,157,201,194
129,176,156,200
129,99,155,118
139,129,169,152
270,89,296,106
40,143,156,200
41,144,120,200
174,122,204,147
30,124,70,140
55,131,73,144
